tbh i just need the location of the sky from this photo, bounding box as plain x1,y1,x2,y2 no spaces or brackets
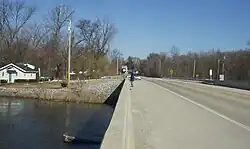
23,0,250,59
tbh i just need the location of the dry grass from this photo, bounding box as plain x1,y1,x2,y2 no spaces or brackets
0,79,109,89
84,79,109,85
0,82,62,89
0,79,121,103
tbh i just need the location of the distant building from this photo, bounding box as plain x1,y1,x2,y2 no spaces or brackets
0,63,38,83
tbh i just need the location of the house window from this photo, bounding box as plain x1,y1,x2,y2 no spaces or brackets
16,72,18,76
24,74,26,77
2,72,4,76
31,74,32,76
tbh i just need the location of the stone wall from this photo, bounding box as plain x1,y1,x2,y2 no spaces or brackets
0,80,122,103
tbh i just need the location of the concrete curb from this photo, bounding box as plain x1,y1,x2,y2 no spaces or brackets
101,80,135,149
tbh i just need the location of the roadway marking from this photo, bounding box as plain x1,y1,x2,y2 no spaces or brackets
160,78,250,105
147,80,250,132
122,81,135,149
162,78,250,95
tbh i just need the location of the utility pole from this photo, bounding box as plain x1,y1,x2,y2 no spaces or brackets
193,60,196,79
116,56,119,75
222,56,226,80
67,19,72,88
217,59,220,80
158,58,162,77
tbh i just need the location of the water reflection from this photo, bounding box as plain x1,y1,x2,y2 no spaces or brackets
0,98,114,149
0,100,24,117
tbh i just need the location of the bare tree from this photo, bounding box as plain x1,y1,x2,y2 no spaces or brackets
5,2,35,46
71,18,115,78
45,5,74,79
75,18,115,58
135,47,250,81
23,22,50,50
0,1,117,80
0,0,36,63
109,48,123,61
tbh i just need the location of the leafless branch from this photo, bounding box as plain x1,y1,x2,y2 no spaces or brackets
75,18,115,58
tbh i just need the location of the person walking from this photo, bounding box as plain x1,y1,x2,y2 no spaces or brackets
130,71,135,87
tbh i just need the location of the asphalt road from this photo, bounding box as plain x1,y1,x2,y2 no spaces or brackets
130,78,250,149
145,78,250,127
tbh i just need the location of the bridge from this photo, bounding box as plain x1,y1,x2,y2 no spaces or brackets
101,77,250,149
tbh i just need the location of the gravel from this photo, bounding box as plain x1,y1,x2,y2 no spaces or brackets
88,80,121,98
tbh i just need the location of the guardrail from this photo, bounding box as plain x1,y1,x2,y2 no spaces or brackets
202,80,250,90
163,77,250,90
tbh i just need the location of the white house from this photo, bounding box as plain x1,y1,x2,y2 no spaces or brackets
0,63,38,83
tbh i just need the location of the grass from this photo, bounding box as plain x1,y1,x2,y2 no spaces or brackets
0,82,62,89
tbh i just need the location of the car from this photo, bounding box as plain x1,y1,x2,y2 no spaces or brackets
127,75,141,80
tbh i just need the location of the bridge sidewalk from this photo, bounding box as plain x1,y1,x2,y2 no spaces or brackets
130,80,250,149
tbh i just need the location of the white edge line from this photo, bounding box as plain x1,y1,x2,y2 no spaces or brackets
162,78,250,95
147,80,250,132
122,81,128,149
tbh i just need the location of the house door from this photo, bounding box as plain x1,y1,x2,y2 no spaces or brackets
8,73,14,83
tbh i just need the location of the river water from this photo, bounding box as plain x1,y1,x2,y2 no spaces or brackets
0,98,114,149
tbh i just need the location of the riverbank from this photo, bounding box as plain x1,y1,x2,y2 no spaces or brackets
0,79,123,103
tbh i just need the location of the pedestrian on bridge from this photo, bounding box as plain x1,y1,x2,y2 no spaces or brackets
130,71,135,87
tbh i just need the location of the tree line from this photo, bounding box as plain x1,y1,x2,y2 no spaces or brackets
2,0,249,81
126,46,250,81
0,0,123,79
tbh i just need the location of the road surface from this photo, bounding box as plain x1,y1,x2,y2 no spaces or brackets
130,78,250,149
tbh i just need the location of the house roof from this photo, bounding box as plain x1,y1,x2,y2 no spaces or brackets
0,63,38,73
15,63,38,72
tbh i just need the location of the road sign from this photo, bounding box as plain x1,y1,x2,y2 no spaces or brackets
219,75,224,81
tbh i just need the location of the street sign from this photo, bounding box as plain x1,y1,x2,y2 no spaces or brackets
219,75,224,81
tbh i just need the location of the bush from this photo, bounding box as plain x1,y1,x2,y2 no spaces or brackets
39,76,52,82
61,81,68,88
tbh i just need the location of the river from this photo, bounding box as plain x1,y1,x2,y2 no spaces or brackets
0,98,114,149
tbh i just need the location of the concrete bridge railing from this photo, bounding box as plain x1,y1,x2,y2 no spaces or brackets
101,80,135,149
